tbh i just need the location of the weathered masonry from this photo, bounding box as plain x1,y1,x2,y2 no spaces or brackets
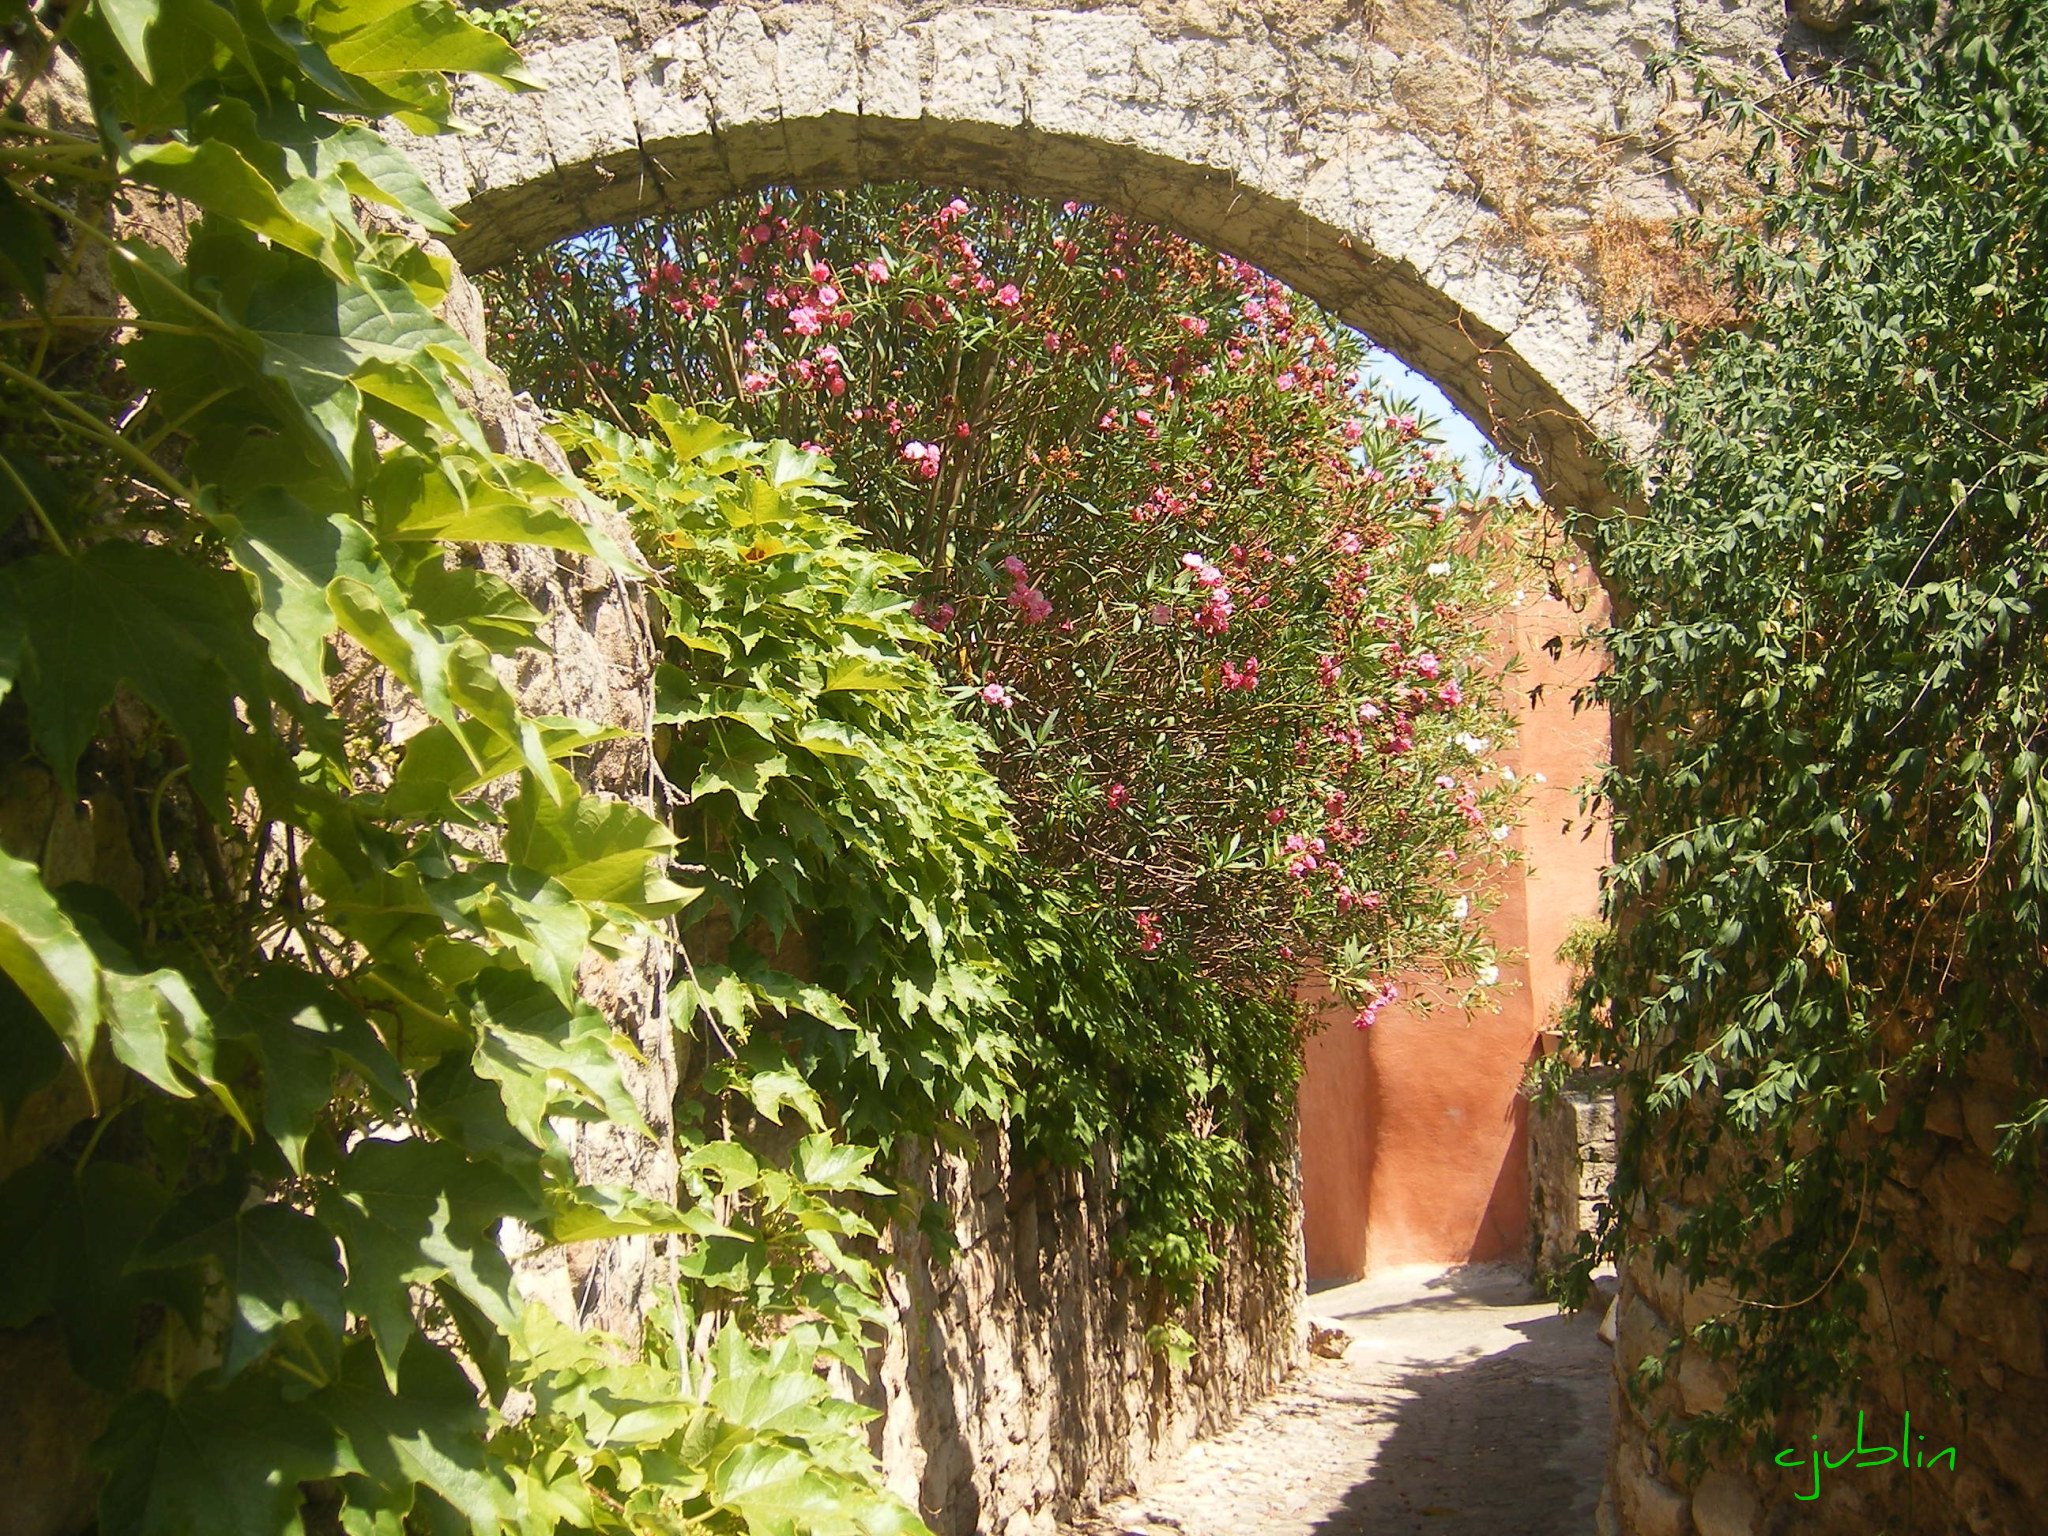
396,0,1825,518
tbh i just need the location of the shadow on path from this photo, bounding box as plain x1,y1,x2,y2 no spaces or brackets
1307,1315,1604,1536
1062,1263,1611,1536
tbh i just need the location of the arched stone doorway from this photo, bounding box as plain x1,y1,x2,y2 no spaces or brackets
392,0,1786,1371
396,0,1796,516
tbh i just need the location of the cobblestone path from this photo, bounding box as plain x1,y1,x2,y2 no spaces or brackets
1065,1264,1612,1536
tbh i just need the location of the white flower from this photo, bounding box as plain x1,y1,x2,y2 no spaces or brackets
1510,589,1527,608
1532,772,1548,785
1453,731,1492,756
1476,963,1501,987
1500,766,1518,785
1451,895,1470,921
1427,560,1452,576
1491,825,1512,842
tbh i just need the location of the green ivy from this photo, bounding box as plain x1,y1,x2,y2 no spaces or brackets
0,1,941,1531
556,400,1019,1145
1552,0,2048,1463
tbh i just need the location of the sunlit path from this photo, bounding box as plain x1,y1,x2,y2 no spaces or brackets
1066,1266,1610,1536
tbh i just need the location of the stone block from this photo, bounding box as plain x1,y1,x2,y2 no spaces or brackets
1688,1469,1756,1536
1674,1349,1731,1416
1614,1441,1691,1536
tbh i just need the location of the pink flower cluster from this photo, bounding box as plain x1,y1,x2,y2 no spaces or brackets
911,597,957,632
1282,832,1327,880
1351,980,1399,1030
901,439,943,480
1133,911,1163,953
1181,552,1235,634
1220,656,1261,692
1000,555,1053,625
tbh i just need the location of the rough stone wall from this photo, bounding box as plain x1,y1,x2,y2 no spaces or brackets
867,1129,1305,1534
1602,1047,2048,1536
1529,1088,1615,1283
390,0,1830,517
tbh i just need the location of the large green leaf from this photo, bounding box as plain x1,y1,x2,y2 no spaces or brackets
317,0,534,93
122,137,340,272
316,1137,533,1378
503,767,689,917
690,732,790,817
94,1372,344,1536
317,1336,515,1532
369,451,608,560
224,967,409,1172
137,1188,347,1380
215,493,369,702
2,542,262,813
466,968,645,1147
241,258,489,464
0,849,102,1090
381,717,628,825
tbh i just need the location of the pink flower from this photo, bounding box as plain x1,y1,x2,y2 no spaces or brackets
1133,911,1163,953
1220,656,1260,692
1351,980,1399,1030
1193,588,1234,634
902,440,932,462
1001,555,1030,582
980,682,1012,709
923,600,958,632
740,370,775,394
1341,418,1364,443
1316,654,1342,689
816,283,840,306
993,283,1022,308
1149,603,1174,627
1411,651,1442,680
1335,530,1363,556
1266,807,1287,826
787,305,822,336
1436,678,1464,709
1179,314,1210,337
1107,782,1132,810
1005,584,1053,625
863,258,891,283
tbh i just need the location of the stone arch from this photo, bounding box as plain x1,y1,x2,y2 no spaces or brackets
394,0,1795,514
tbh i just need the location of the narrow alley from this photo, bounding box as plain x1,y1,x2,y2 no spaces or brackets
1068,1266,1612,1536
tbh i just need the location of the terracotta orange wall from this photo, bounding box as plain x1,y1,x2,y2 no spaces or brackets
1298,567,1611,1283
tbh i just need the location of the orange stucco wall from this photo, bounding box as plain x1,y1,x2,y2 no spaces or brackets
1298,565,1611,1283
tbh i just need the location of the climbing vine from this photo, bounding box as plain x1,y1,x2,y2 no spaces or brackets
1551,0,2048,1463
0,2,951,1531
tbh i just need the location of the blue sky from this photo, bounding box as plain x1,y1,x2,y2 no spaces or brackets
1359,347,1539,505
